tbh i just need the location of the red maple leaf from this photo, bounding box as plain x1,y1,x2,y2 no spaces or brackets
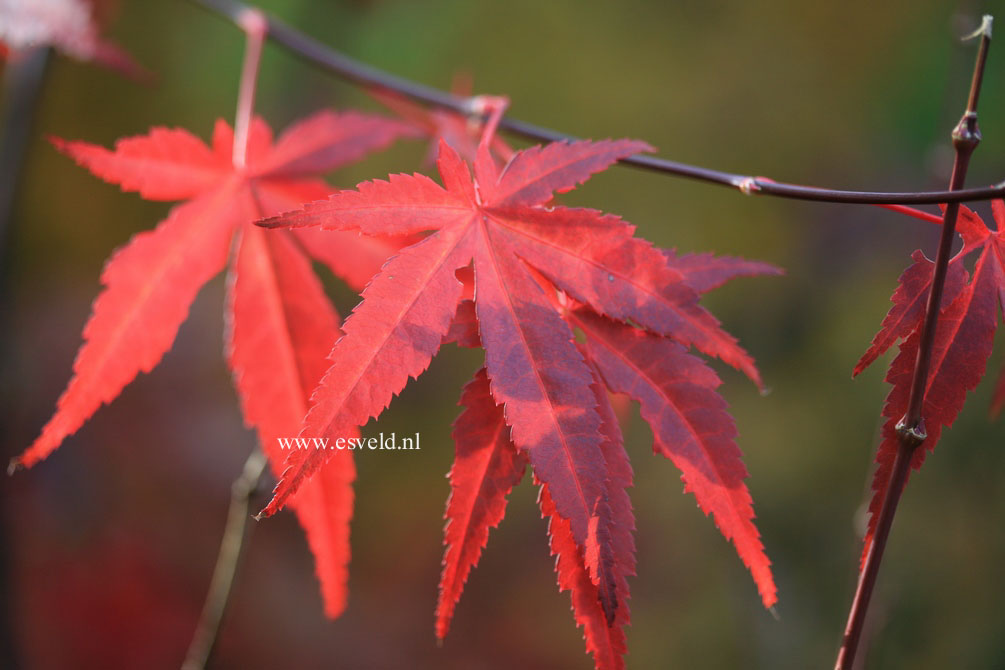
436,367,529,639
11,109,415,617
857,201,1005,563
259,102,779,667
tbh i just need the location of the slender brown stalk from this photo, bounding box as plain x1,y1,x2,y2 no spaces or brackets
188,0,1005,206
833,15,992,670
183,14,271,668
182,448,268,670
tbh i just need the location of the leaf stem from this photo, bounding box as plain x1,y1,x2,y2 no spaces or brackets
185,0,1005,206
833,16,992,670
876,204,943,225
232,8,267,170
182,448,268,670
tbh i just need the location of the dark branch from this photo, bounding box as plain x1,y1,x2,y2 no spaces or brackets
833,16,992,670
188,0,1004,206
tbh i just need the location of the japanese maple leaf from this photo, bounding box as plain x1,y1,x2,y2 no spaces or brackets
259,104,779,667
12,109,415,617
436,368,530,639
0,0,145,78
440,254,781,623
440,290,779,669
436,362,633,670
564,305,776,607
856,201,1005,563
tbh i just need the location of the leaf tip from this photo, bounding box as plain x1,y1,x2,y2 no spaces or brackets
47,135,82,160
253,500,277,521
609,137,656,159
255,215,281,229
434,136,453,157
256,488,288,520
636,140,657,154
7,457,23,476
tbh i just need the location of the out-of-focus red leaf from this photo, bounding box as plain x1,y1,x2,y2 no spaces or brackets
16,110,413,616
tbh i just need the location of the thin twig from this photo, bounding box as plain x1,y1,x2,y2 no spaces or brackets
833,15,992,670
182,448,268,670
187,0,1005,206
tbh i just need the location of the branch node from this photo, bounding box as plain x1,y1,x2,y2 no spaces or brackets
895,417,927,449
962,14,993,42
952,111,981,150
466,94,509,121
236,7,268,38
737,177,760,196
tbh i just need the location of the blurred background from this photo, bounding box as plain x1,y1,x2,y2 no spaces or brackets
3,0,1005,667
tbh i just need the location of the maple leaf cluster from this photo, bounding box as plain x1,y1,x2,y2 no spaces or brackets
257,101,781,668
857,203,1005,564
17,92,782,668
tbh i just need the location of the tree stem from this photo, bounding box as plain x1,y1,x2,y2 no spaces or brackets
187,0,1005,206
182,448,268,670
833,16,992,670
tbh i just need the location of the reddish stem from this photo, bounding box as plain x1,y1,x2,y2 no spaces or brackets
232,8,267,169
877,203,944,225
474,95,510,152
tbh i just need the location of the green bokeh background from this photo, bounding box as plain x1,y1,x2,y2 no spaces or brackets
4,0,1005,667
